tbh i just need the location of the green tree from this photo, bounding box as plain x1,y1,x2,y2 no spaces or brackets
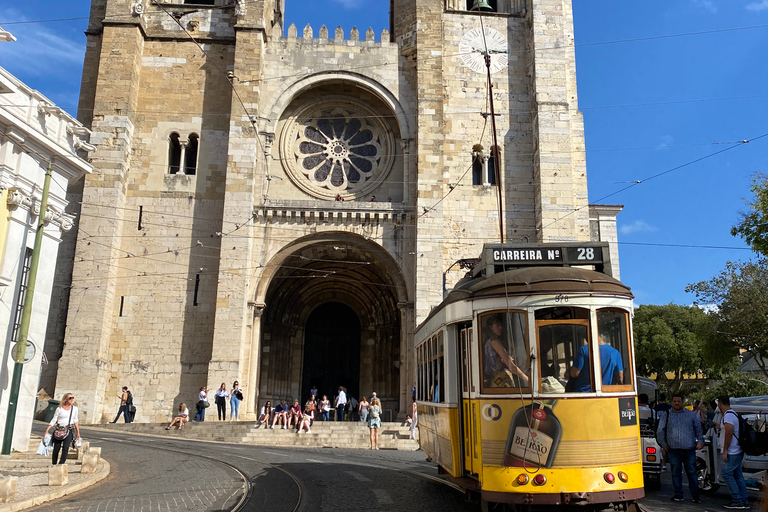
633,304,716,394
702,371,768,403
731,173,768,257
687,259,768,380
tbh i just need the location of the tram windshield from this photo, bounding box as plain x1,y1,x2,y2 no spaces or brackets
536,308,633,393
479,311,530,393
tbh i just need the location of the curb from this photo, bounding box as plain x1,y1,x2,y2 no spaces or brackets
0,459,110,512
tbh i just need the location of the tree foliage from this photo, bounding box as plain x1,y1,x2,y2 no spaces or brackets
701,370,768,403
731,173,768,257
633,304,718,394
687,259,768,380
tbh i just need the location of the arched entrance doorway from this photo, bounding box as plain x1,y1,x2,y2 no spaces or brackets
256,235,407,420
302,302,361,402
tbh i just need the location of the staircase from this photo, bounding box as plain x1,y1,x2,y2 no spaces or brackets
97,421,419,450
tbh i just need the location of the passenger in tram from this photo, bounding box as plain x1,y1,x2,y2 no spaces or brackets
568,331,623,392
483,314,529,387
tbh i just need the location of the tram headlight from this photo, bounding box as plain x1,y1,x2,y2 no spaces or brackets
618,471,629,483
516,474,529,485
532,474,547,486
603,472,615,484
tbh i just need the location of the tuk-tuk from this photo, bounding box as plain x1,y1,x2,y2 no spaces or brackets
696,396,768,493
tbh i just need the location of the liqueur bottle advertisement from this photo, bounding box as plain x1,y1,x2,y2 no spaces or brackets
503,400,561,468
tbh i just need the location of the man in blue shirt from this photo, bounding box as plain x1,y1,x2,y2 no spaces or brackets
569,332,623,392
657,394,704,504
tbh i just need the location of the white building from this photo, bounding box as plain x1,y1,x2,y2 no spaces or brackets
0,63,92,451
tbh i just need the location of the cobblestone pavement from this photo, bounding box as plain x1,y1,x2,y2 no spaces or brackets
31,426,762,512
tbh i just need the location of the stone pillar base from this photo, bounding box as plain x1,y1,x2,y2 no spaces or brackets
0,477,18,502
48,464,68,486
81,453,99,474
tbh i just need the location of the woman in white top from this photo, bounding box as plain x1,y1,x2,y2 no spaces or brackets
44,393,80,465
214,383,229,421
166,403,189,430
193,386,208,422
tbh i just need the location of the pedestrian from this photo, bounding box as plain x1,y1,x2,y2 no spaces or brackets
410,400,418,440
194,386,208,422
335,387,347,421
44,393,80,465
111,386,132,423
320,395,331,421
718,395,749,510
359,396,369,423
214,383,229,421
165,403,189,430
348,395,359,421
297,403,313,434
230,380,243,421
310,385,318,399
258,400,272,426
368,397,382,449
288,399,302,428
656,394,703,504
270,400,288,429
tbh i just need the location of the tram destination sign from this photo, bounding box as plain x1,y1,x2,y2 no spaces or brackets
489,245,604,266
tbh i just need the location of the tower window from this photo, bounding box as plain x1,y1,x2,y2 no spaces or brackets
168,132,200,176
465,0,497,12
185,133,199,175
184,0,216,5
488,146,498,185
472,156,484,185
168,132,181,175
471,148,498,186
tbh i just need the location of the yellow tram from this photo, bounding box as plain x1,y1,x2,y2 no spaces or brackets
414,243,643,511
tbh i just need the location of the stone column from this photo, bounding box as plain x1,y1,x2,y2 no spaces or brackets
398,301,414,419
245,302,264,418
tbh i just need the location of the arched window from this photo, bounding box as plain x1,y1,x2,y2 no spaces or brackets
184,133,199,175
487,146,498,186
472,155,484,185
168,132,181,175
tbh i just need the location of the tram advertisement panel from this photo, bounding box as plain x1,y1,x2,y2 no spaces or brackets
479,397,639,469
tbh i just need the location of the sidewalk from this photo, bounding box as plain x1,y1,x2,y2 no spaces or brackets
0,435,110,512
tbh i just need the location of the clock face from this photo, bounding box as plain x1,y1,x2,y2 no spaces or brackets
459,27,509,75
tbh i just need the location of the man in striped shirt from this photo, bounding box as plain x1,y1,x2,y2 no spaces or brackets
657,394,704,504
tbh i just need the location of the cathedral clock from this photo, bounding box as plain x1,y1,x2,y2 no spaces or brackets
459,27,509,74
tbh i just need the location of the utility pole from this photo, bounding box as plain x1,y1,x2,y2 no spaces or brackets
2,160,52,454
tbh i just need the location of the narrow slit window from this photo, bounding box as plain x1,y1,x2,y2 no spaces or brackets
472,155,484,185
168,132,181,174
185,133,199,175
119,296,125,317
193,273,200,306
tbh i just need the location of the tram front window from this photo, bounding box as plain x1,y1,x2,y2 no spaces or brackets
596,309,633,390
537,323,590,393
480,311,530,392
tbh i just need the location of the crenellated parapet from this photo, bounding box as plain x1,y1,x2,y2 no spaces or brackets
284,23,392,46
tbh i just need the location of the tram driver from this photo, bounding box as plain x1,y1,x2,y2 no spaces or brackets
568,330,623,392
483,314,529,388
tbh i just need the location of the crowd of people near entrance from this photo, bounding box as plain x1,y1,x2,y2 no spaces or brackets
256,386,391,449
161,380,244,430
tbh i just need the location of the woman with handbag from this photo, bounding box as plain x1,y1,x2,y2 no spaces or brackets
193,386,208,422
368,397,382,450
214,383,229,421
44,393,80,465
230,381,244,421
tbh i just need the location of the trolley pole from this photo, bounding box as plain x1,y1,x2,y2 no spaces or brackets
1,160,53,455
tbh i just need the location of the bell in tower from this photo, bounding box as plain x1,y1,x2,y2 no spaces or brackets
469,0,495,12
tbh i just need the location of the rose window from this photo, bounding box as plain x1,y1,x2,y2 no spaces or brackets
280,101,395,199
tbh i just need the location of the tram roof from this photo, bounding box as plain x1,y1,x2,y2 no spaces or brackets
444,266,633,304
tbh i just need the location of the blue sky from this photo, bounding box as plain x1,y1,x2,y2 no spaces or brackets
1,1,766,305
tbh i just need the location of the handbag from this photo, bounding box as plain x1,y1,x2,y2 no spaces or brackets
53,407,73,441
197,399,210,409
235,390,244,401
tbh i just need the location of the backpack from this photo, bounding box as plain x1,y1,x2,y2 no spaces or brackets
726,410,767,456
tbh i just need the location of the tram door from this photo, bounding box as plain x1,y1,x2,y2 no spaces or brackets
459,325,479,476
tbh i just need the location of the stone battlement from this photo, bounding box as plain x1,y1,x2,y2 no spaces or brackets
284,23,392,46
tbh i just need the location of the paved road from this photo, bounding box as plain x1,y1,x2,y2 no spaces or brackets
32,426,761,512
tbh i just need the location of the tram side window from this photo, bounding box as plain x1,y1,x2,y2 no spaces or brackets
537,322,590,393
480,311,530,392
596,309,633,390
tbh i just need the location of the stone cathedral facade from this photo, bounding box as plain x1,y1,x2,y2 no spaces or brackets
43,0,621,423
